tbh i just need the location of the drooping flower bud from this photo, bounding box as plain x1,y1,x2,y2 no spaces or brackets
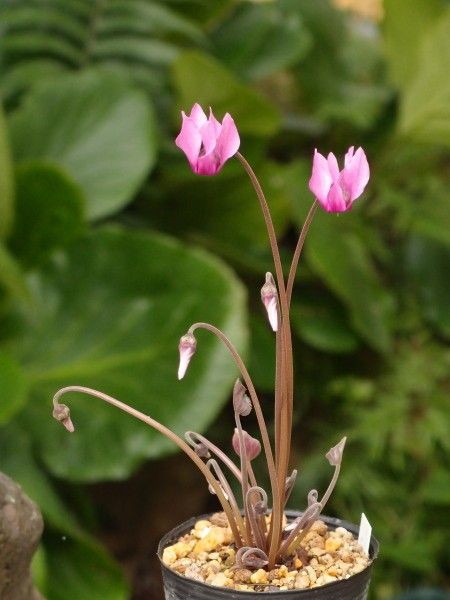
53,403,75,433
261,272,278,332
232,428,261,461
177,333,197,380
233,379,252,416
185,431,210,458
326,436,347,467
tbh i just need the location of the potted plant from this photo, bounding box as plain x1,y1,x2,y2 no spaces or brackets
52,104,378,597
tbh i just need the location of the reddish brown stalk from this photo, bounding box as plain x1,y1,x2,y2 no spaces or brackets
185,431,243,483
236,153,294,566
188,321,281,567
207,459,247,541
52,385,243,548
286,201,318,307
235,413,252,542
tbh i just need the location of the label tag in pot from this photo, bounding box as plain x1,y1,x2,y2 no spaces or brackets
358,512,372,555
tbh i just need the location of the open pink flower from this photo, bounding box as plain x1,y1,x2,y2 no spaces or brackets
309,146,370,212
175,103,240,175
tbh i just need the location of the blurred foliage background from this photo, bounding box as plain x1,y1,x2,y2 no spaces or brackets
0,0,449,598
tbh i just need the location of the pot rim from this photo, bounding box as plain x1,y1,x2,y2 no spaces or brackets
157,510,379,596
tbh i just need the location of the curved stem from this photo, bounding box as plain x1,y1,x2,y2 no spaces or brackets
186,431,242,483
207,459,247,542
320,463,341,512
278,502,321,558
188,321,281,567
245,487,267,550
52,386,243,547
286,201,317,307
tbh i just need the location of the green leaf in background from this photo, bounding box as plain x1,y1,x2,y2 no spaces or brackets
147,159,290,254
172,51,281,136
0,353,28,424
6,227,247,481
405,236,450,339
9,162,85,269
0,242,31,302
0,103,14,239
211,2,312,81
384,0,444,89
291,296,359,354
248,315,276,392
8,70,157,219
305,212,393,353
43,533,128,600
399,8,450,146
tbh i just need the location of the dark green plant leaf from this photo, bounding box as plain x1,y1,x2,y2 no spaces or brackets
399,8,450,146
172,50,281,136
0,104,14,239
9,162,85,268
211,2,312,81
7,227,247,481
305,211,394,353
248,315,276,393
0,242,31,302
405,236,450,338
291,297,359,354
0,353,28,424
43,532,128,600
9,70,157,220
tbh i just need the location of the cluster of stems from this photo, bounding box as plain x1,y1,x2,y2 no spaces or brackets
52,152,346,570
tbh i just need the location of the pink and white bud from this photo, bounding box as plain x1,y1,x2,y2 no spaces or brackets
326,436,347,467
178,333,197,379
233,379,252,416
261,272,278,332
53,403,75,433
232,428,261,461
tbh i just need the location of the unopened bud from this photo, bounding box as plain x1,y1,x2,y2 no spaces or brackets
232,428,261,461
53,403,75,433
261,272,278,332
326,436,347,467
178,333,197,379
233,379,252,416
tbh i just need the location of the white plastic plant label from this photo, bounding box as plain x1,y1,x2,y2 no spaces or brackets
358,512,372,555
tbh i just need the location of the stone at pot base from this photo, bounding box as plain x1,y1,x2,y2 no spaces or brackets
158,511,379,599
0,472,44,600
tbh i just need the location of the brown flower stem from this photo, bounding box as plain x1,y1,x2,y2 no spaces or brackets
52,385,243,547
236,153,293,566
188,321,281,567
319,463,341,512
245,487,267,550
186,431,243,483
235,413,251,543
207,459,247,542
286,201,318,307
278,502,321,558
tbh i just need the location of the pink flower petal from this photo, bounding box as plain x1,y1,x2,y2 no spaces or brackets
215,113,240,164
341,146,370,201
326,182,348,212
327,152,340,182
309,149,333,204
175,115,202,171
189,103,208,128
199,119,219,156
344,146,355,168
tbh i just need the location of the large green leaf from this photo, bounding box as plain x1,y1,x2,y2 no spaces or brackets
0,241,31,302
0,353,28,424
384,0,444,89
9,162,85,268
7,227,247,481
172,51,281,136
9,70,157,219
0,104,14,239
43,533,128,600
211,2,312,81
399,9,450,146
305,212,393,353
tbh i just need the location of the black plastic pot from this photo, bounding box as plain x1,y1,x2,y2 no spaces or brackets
158,511,379,599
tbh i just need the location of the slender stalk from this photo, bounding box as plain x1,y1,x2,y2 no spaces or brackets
188,321,282,567
278,502,321,558
245,487,267,550
186,431,243,483
319,463,341,512
52,386,243,547
207,459,247,542
236,153,293,565
286,201,318,307
235,413,251,542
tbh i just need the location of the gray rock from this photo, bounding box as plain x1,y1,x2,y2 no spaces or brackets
0,471,44,600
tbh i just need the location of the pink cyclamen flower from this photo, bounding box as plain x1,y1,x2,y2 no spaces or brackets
175,103,240,175
309,146,370,212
